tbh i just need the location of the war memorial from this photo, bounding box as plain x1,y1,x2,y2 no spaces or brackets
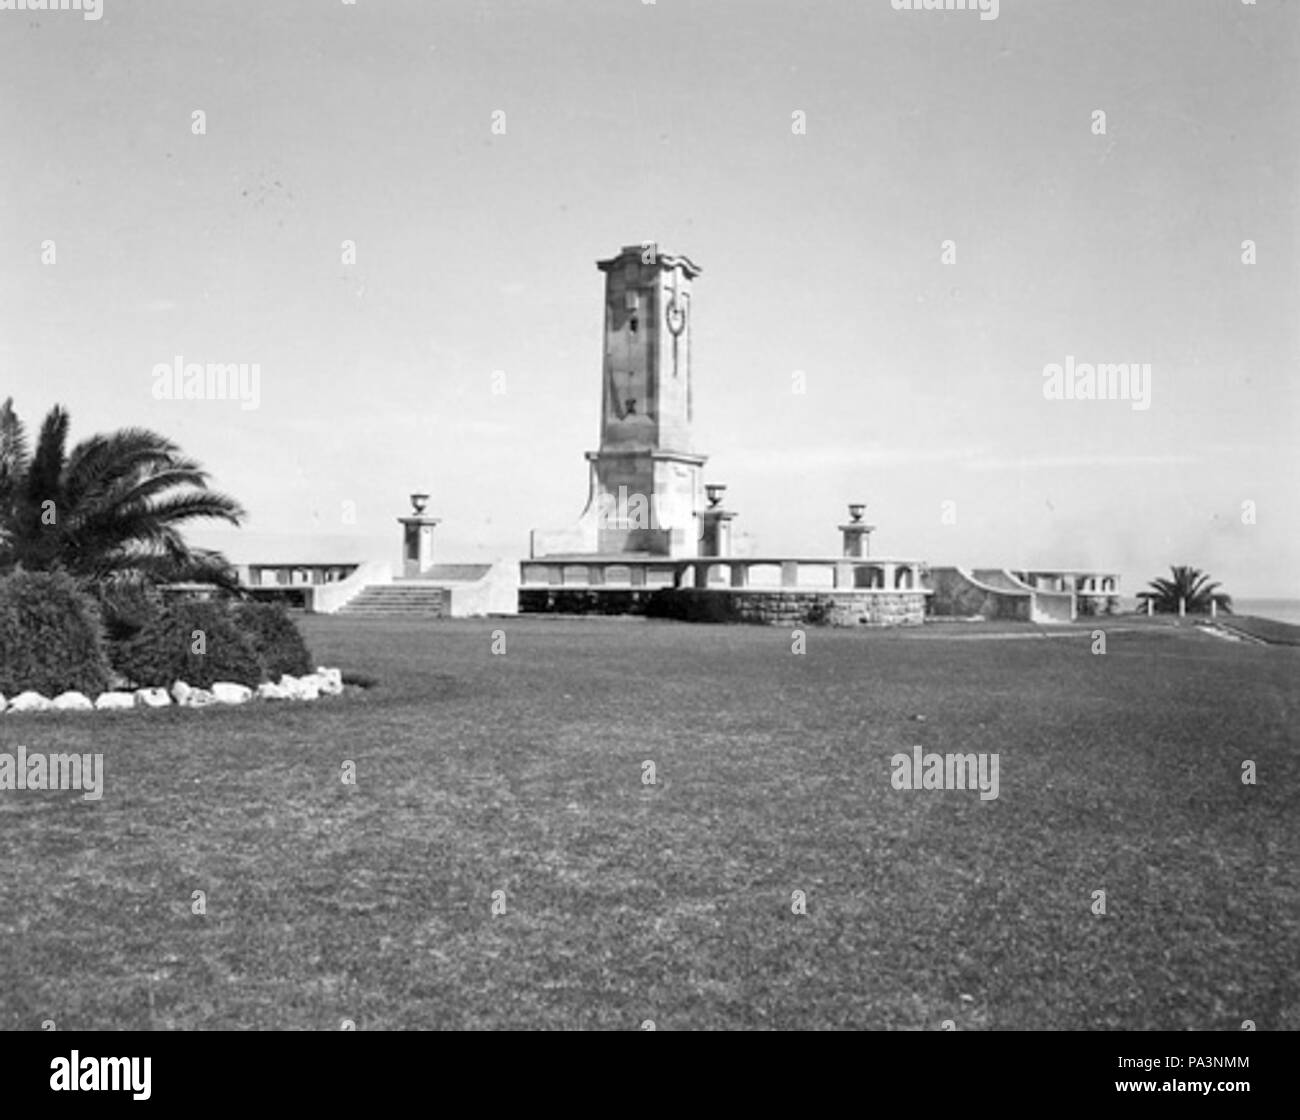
242,244,1119,626
4,2,1295,1089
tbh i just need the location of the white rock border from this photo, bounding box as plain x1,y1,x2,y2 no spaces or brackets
0,667,350,714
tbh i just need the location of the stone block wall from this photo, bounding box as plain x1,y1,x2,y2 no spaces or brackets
518,587,927,626
647,589,926,626
518,588,655,616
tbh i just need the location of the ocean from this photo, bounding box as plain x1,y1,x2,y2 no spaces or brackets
1233,599,1300,626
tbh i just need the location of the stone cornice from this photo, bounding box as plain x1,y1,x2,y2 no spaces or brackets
597,246,702,278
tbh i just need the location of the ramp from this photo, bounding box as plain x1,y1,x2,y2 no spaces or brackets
928,567,1032,621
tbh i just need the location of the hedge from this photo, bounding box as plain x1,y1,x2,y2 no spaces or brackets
96,580,165,643
111,600,266,689
233,602,313,679
0,569,113,696
0,577,316,694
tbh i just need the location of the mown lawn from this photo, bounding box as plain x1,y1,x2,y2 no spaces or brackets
1,616,1296,1030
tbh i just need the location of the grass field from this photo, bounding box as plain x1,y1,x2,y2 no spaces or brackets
1,615,1296,1030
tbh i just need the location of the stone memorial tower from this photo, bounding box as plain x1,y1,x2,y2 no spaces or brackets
530,244,707,559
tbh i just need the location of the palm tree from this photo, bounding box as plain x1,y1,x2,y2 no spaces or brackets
1137,565,1232,615
0,398,245,588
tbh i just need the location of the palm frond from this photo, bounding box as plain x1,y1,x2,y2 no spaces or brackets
24,404,70,507
0,403,243,588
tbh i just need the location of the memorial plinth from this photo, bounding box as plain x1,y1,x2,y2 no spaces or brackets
398,493,440,578
697,483,736,559
839,503,875,559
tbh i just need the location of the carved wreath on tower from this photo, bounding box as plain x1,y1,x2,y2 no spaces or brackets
665,294,686,337
665,285,688,386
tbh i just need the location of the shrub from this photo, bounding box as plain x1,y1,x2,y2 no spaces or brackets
95,580,166,644
233,602,312,679
0,569,113,696
111,600,264,689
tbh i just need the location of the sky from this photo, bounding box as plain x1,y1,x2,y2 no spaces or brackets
1,0,1296,598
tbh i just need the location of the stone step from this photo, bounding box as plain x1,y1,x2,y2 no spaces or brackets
341,609,446,615
346,594,446,602
344,596,447,601
345,590,447,599
338,583,450,617
342,601,445,607
339,605,447,612
342,596,447,603
343,601,446,608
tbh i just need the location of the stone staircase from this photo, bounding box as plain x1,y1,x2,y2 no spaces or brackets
336,583,449,618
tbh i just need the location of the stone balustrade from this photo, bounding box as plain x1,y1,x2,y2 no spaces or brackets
519,556,929,593
1013,570,1120,596
243,563,361,587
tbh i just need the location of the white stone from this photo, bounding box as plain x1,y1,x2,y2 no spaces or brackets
8,691,53,713
279,673,320,701
256,682,290,701
186,688,216,708
211,682,253,705
134,688,172,708
171,680,192,705
6,691,48,712
315,667,344,695
94,691,136,711
52,691,94,711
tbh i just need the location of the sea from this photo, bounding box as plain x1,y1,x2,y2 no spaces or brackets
1232,599,1300,626
1116,597,1300,624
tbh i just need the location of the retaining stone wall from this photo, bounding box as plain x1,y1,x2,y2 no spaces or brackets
519,587,926,627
